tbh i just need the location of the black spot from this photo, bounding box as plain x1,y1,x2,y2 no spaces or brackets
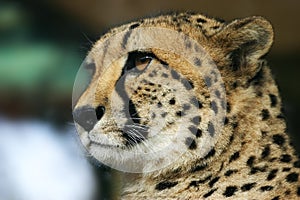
297,187,300,196
195,129,202,138
185,39,192,48
157,102,162,108
208,177,220,188
246,156,255,166
171,69,180,79
215,90,221,98
223,186,238,197
229,152,240,163
211,25,219,30
188,81,194,89
188,126,197,134
188,126,202,138
151,96,157,100
194,43,201,52
190,97,203,108
224,117,229,125
273,134,285,146
221,100,226,110
280,154,292,163
192,116,201,125
169,98,176,105
204,148,216,159
197,18,207,23
277,113,285,119
282,167,291,172
151,113,156,119
294,160,300,168
162,73,168,78
261,109,270,120
194,57,202,66
183,104,191,111
232,81,238,89
269,94,278,107
189,180,198,187
207,122,215,137
203,188,218,198
271,196,280,200
241,183,256,191
286,172,298,183
260,186,274,192
256,91,263,97
176,111,184,116
226,102,231,113
129,23,140,29
182,79,194,90
267,169,278,181
155,181,178,190
185,137,197,150
232,122,238,129
190,163,207,172
261,131,268,137
229,134,234,143
205,76,212,87
210,101,218,114
261,146,270,158
225,169,237,177
250,166,266,174
189,175,212,187
161,112,167,118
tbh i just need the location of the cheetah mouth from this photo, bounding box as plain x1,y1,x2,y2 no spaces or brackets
89,140,122,149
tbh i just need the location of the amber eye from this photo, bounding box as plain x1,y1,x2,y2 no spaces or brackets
135,55,153,71
124,51,155,72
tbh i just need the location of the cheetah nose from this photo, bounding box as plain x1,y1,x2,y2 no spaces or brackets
73,105,105,132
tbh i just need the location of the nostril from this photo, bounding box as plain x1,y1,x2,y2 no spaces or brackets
73,106,98,132
96,106,105,120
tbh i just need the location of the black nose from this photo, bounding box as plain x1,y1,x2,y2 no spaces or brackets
73,105,105,132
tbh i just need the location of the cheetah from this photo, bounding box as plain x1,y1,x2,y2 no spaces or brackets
72,13,300,199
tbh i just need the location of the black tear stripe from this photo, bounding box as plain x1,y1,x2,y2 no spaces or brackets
155,181,178,191
115,65,148,146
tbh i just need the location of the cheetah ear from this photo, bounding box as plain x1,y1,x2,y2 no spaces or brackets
213,16,274,74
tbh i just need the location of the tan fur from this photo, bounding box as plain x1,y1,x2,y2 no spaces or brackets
73,13,300,199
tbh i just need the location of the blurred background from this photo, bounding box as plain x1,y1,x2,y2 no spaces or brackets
0,0,299,199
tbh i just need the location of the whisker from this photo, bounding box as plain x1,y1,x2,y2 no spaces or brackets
125,124,148,131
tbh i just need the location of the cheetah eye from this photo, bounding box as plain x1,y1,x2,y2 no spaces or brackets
124,51,154,72
135,55,153,71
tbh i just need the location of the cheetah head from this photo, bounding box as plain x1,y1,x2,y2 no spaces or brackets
72,13,273,173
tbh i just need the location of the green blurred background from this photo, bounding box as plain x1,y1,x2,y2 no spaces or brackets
0,0,299,199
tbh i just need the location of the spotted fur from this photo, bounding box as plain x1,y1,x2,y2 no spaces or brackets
73,12,300,199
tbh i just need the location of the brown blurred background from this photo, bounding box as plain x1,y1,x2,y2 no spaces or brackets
0,0,299,199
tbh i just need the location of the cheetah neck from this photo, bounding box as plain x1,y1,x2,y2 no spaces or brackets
120,65,300,199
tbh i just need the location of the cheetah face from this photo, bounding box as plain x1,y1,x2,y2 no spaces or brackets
72,26,227,172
